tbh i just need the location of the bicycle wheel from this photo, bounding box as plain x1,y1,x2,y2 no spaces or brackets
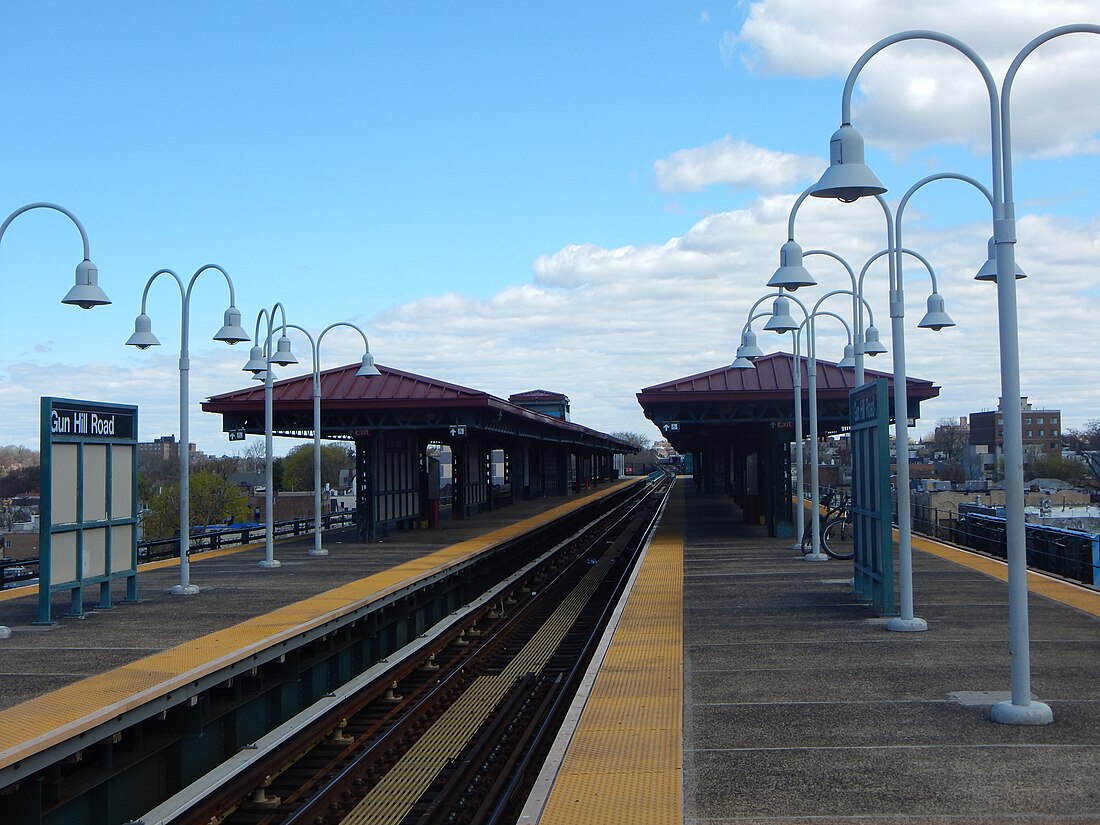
821,517,855,560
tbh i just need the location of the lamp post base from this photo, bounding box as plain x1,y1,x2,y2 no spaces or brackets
170,583,200,596
886,616,928,632
308,547,329,557
258,559,282,569
804,552,829,562
0,626,11,639
990,699,1053,726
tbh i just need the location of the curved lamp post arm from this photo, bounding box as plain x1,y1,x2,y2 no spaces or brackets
0,202,91,259
1001,25,1100,203
840,31,1003,205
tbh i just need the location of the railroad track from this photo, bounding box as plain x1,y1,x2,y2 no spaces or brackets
164,474,673,825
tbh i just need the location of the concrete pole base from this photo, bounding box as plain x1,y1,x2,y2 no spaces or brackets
170,584,200,595
990,699,1054,726
886,616,928,632
258,559,282,569
804,553,829,562
0,626,11,639
308,547,329,557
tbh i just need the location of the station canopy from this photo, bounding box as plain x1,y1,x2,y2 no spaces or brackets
202,363,632,452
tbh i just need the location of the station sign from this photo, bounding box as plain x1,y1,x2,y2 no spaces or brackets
449,424,467,437
39,397,139,625
228,429,247,441
49,400,135,440
661,421,680,434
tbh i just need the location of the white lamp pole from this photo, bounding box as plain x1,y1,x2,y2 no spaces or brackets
0,202,107,638
762,293,856,560
814,25,1100,725
242,304,299,568
126,265,250,594
284,322,380,556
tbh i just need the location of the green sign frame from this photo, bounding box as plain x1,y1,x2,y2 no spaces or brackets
849,379,895,616
38,397,139,624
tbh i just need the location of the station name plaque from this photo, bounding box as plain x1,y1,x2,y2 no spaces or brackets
38,398,139,624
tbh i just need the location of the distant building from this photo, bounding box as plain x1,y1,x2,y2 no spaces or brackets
968,397,1062,477
138,435,199,464
508,390,570,421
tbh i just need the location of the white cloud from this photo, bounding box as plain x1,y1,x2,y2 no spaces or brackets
4,195,1097,453
730,0,1100,157
654,136,825,194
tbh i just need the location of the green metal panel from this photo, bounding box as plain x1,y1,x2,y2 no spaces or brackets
849,379,895,616
37,398,139,625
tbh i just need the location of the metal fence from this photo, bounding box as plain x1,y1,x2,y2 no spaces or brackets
911,501,1100,587
0,510,360,587
804,485,1100,589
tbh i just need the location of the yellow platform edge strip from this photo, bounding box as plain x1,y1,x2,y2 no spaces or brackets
538,483,684,825
0,482,633,770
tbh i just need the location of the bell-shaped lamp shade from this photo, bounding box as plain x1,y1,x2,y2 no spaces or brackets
253,368,273,382
243,344,267,373
62,259,111,309
763,295,800,333
357,351,382,377
214,306,251,344
766,240,816,291
918,292,955,331
838,343,856,369
863,325,887,356
974,236,1026,281
125,313,160,349
270,334,298,366
738,329,764,360
811,125,887,203
730,355,757,370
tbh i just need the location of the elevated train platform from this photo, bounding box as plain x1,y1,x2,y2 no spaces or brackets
3,479,1100,823
533,480,1100,824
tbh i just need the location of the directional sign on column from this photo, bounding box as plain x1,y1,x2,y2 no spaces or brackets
449,424,467,437
661,422,680,434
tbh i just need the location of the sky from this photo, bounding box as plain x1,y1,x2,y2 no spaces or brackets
2,0,1099,458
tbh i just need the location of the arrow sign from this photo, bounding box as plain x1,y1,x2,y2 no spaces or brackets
662,422,680,433
449,424,467,437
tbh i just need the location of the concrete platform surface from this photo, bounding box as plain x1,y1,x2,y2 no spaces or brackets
681,485,1100,824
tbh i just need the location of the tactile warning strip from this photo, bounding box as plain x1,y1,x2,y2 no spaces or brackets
538,483,683,825
0,483,631,772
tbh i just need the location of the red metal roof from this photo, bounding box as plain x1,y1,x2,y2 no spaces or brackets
638,351,935,402
205,363,492,410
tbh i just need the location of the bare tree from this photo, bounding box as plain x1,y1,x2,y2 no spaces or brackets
1064,420,1100,486
610,431,652,452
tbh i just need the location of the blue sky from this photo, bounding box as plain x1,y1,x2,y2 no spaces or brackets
2,1,1099,456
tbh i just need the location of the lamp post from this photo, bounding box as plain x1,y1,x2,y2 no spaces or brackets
0,202,107,639
242,304,299,568
126,265,250,594
0,202,109,309
283,322,380,556
813,25,1100,725
762,291,856,560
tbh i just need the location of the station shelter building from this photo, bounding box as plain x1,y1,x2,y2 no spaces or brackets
202,364,632,541
636,352,939,538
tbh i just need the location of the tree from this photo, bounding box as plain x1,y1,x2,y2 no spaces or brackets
281,443,355,491
610,431,653,452
928,418,969,463
0,464,40,497
141,471,250,540
1064,420,1100,486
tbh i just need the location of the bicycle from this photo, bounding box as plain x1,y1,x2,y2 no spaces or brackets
800,490,855,560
